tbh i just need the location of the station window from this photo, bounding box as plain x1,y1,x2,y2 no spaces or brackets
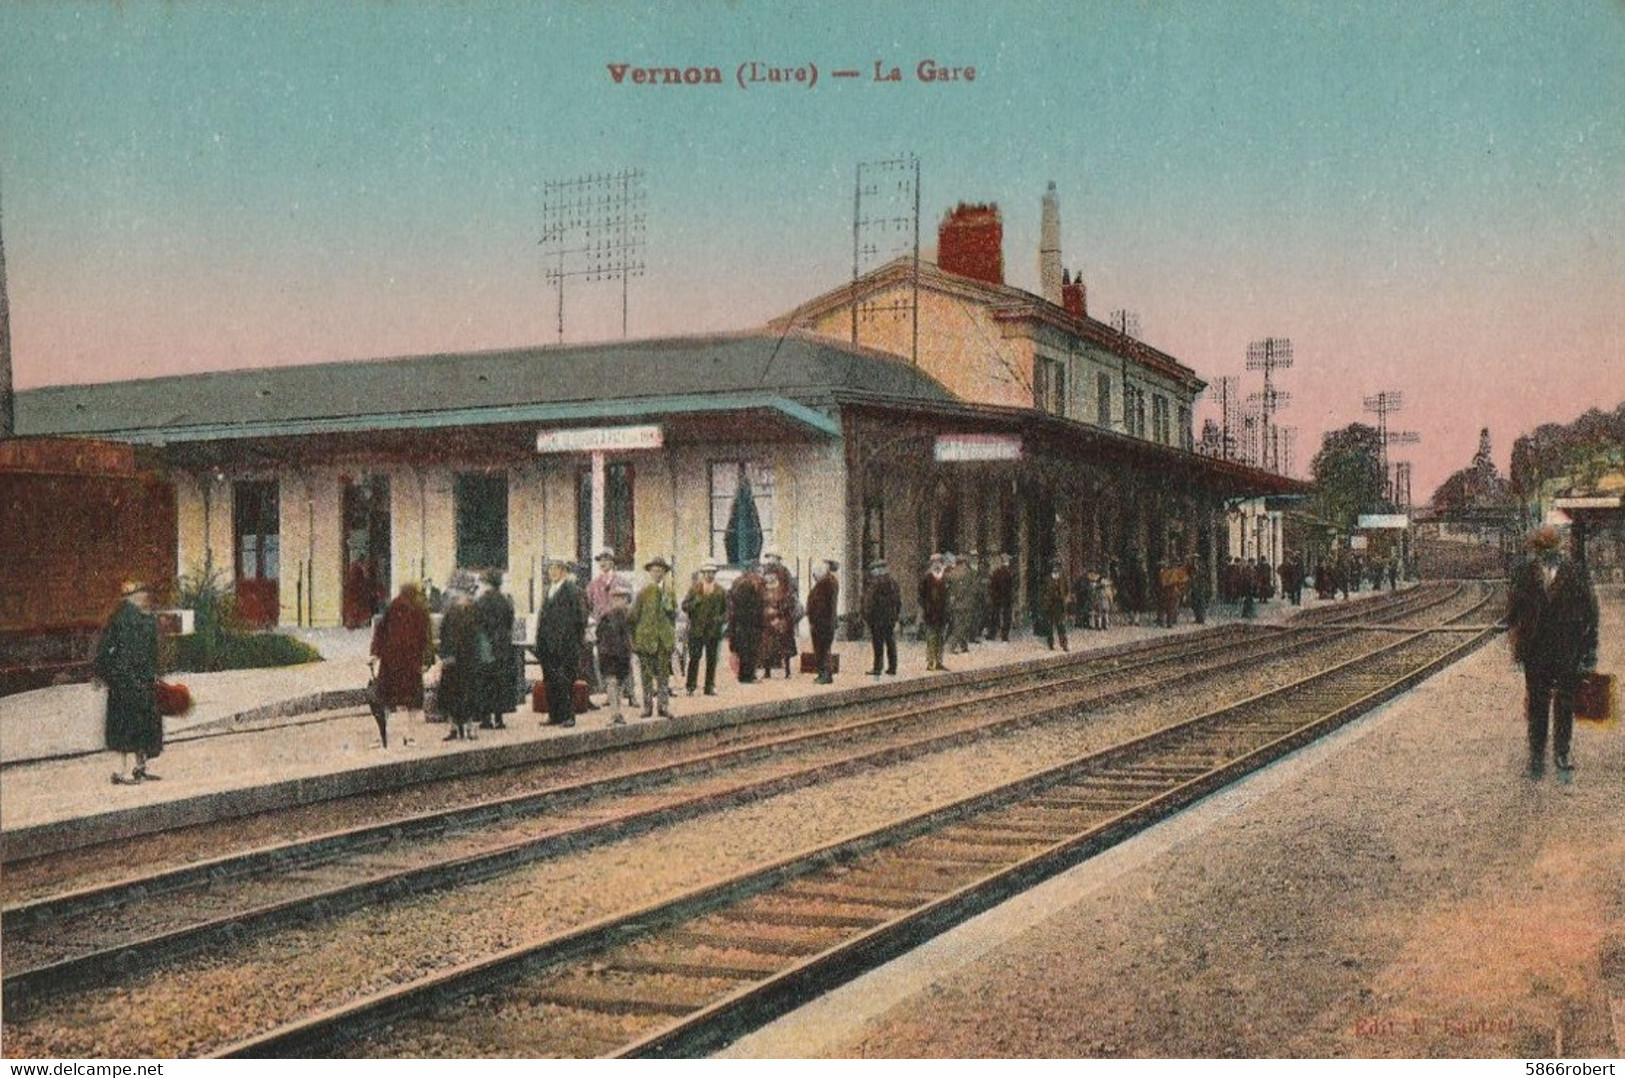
1096,372,1112,428
454,471,509,570
710,461,776,567
1153,395,1171,445
1178,405,1193,450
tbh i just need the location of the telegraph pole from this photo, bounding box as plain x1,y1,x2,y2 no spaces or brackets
1246,337,1293,473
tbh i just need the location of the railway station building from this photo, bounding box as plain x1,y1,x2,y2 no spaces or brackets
14,187,1301,631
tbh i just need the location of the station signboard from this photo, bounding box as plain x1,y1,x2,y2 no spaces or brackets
1356,514,1410,530
933,434,1022,463
536,424,664,454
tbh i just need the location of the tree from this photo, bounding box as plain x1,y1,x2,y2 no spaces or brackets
1510,402,1625,498
1309,423,1388,532
1431,427,1513,513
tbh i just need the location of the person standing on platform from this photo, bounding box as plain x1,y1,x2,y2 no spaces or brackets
437,581,486,741
1507,526,1599,778
536,556,587,729
369,581,434,746
728,564,765,684
989,553,1015,641
760,571,799,679
1186,555,1209,625
807,559,840,685
919,553,950,671
474,570,518,730
968,551,989,644
862,560,901,676
97,580,163,785
946,553,974,655
595,584,634,725
1043,563,1070,651
632,555,678,717
585,549,632,707
682,561,727,696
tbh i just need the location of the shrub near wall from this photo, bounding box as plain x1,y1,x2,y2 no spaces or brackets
165,569,323,673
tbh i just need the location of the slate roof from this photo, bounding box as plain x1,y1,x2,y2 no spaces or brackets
14,331,958,441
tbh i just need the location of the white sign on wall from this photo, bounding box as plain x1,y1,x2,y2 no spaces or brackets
536,424,664,454
934,434,1023,463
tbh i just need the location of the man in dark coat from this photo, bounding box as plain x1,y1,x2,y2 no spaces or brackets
96,580,163,785
475,570,519,729
728,566,765,683
988,553,1015,641
919,553,950,671
862,560,901,676
682,561,728,696
1507,526,1599,778
806,559,840,684
535,557,588,729
1042,563,1070,651
1186,555,1210,624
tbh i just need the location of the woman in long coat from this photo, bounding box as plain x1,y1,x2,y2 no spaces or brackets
474,571,519,729
97,581,163,785
437,589,487,740
371,582,434,737
759,572,799,679
727,568,765,684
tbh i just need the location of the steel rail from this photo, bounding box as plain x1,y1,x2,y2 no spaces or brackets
208,586,1500,1058
5,588,1464,1010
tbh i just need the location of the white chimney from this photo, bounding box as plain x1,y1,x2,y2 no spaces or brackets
1039,181,1062,306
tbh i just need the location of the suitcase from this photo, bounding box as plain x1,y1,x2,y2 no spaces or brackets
1574,672,1617,728
799,652,839,674
531,679,591,715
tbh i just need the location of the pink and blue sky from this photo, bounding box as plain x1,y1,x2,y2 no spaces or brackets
2,1,1621,497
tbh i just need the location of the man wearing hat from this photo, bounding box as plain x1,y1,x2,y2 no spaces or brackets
862,560,901,676
535,556,588,728
682,560,727,696
1507,525,1599,778
1042,561,1071,652
919,553,950,671
807,558,840,685
632,556,678,717
96,580,163,785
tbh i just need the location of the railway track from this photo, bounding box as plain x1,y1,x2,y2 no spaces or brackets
0,583,1499,1056
3,585,1462,1011
204,582,1502,1058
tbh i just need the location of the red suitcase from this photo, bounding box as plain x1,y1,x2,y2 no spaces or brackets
799,652,839,674
531,679,591,714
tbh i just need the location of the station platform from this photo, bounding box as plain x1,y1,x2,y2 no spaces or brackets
0,590,1343,859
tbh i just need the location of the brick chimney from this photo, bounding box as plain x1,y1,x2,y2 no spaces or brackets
937,202,1003,286
1061,267,1086,318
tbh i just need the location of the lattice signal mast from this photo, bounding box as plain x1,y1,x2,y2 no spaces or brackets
1275,426,1299,479
1392,460,1414,510
539,169,647,343
1362,389,1420,506
1108,309,1141,340
852,155,920,364
1213,375,1241,461
1246,337,1293,473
